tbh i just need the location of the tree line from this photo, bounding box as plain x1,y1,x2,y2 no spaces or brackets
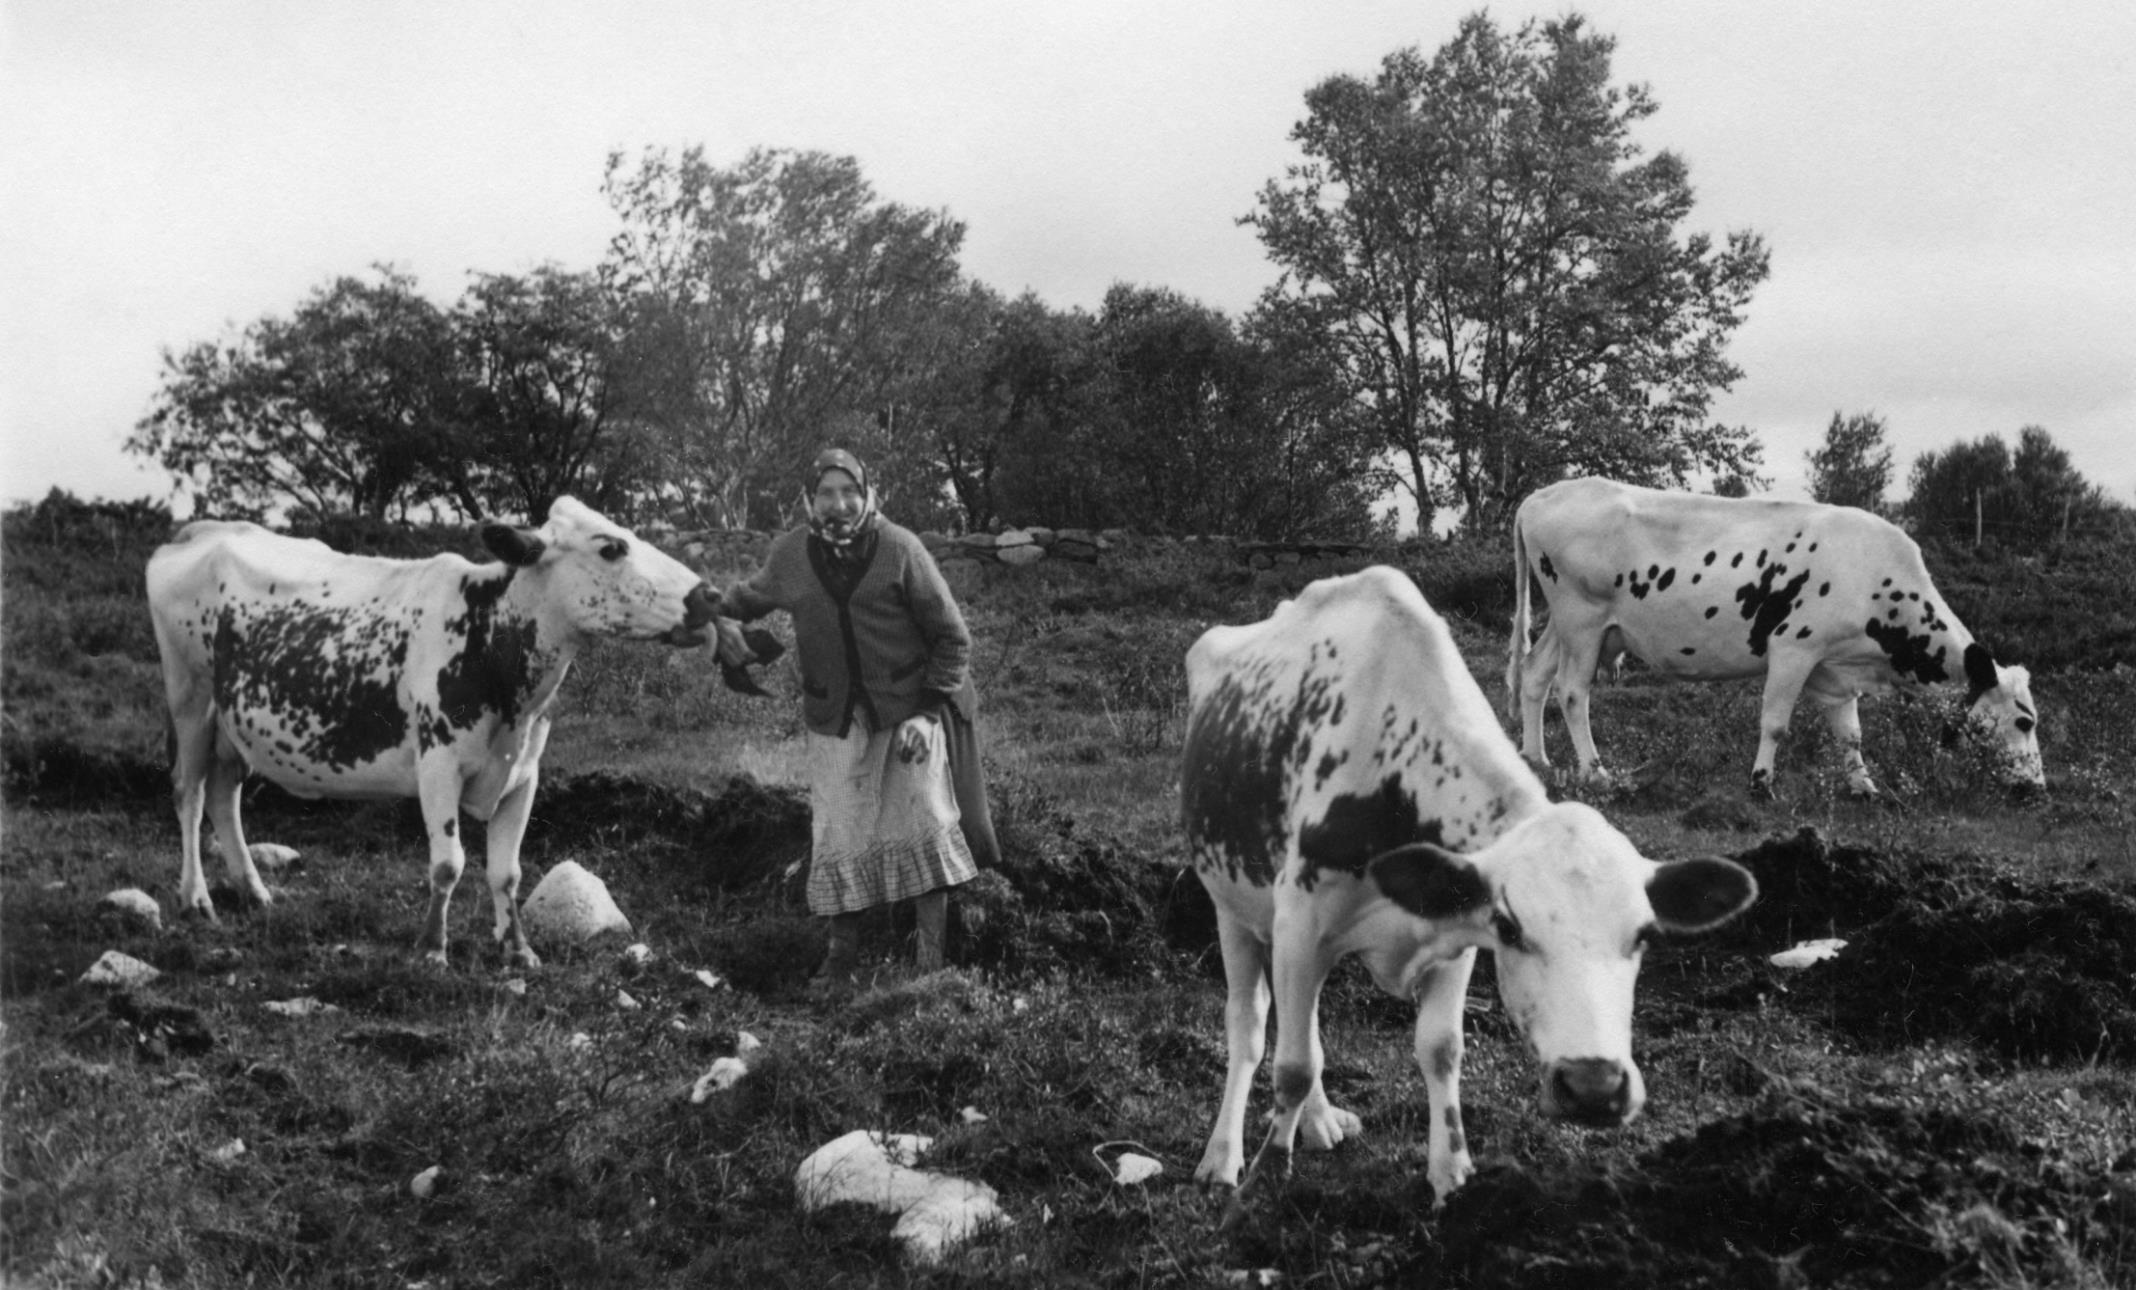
126,13,2112,548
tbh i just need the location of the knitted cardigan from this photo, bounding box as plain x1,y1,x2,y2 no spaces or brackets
723,520,977,737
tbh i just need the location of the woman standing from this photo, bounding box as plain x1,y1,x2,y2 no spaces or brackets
722,448,999,986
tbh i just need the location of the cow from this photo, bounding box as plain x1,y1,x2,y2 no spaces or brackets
1507,477,2045,797
145,497,778,967
1182,566,1757,1215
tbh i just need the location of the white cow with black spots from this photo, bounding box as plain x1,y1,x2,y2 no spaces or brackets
1508,477,2044,796
146,498,776,965
1182,566,1757,1216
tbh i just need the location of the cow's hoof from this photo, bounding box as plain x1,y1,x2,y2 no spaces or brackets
1298,1103,1362,1151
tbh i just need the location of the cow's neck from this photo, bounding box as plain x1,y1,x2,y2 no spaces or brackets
1865,593,1979,690
451,567,578,730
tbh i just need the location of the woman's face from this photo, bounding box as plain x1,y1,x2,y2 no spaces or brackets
811,469,867,535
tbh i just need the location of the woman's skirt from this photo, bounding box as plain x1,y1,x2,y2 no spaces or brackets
806,718,977,916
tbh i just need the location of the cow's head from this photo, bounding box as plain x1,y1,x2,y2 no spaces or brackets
481,499,782,691
1370,802,1756,1127
1960,644,2046,791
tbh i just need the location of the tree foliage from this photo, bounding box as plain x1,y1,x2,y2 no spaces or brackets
1906,426,2112,549
1807,411,1895,512
1248,13,1770,532
129,266,463,520
449,266,656,522
600,146,968,528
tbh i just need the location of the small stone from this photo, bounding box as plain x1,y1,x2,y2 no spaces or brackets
80,951,159,988
615,990,640,1010
1768,938,1846,970
1111,1153,1163,1185
248,843,302,874
410,1165,442,1198
98,889,162,931
736,1031,763,1054
521,861,633,946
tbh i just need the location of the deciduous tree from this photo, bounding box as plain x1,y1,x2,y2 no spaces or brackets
1248,13,1770,532
129,266,464,520
1807,411,1895,512
600,146,967,528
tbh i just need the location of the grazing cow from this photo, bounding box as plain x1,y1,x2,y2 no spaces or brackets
1183,566,1756,1213
146,498,777,966
1507,477,2045,796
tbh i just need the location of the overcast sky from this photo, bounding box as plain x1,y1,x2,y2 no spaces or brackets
4,0,2132,519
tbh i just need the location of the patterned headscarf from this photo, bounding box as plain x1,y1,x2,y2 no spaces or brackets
805,447,879,549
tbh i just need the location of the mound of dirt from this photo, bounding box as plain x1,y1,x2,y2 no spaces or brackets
955,775,1176,977
531,771,810,890
1436,1082,2133,1289
1799,884,2136,1062
1719,826,1963,945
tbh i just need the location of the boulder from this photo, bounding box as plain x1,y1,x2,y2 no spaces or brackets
996,543,1045,567
520,861,633,947
794,1130,1005,1266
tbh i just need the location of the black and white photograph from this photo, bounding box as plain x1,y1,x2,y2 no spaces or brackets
4,2,2133,1285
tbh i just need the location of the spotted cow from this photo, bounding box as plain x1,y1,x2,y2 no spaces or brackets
146,498,777,965
1183,566,1757,1213
1507,477,2045,796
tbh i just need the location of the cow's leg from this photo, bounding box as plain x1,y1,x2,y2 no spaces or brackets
1412,948,1479,1206
1229,906,1339,1222
1554,618,1613,782
483,771,542,969
203,737,272,909
1812,681,1877,796
169,711,219,919
415,759,469,966
1516,625,1558,768
1195,908,1271,1189
1750,652,1818,798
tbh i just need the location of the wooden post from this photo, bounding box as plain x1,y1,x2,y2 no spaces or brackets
1974,488,1983,548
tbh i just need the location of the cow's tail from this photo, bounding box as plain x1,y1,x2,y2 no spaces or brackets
1506,507,1532,722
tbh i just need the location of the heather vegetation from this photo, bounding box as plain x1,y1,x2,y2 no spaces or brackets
6,494,2136,1288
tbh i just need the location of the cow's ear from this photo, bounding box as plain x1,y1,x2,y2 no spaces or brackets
1963,643,1999,698
1647,858,1757,933
1370,843,1490,921
482,522,546,567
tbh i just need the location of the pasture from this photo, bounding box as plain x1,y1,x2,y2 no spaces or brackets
5,496,2135,1288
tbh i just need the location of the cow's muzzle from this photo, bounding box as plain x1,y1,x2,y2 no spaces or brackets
1542,1058,1635,1126
660,582,722,647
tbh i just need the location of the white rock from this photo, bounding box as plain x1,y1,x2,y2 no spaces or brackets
1769,937,1847,970
691,968,725,990
80,951,159,988
410,1165,442,1198
736,1031,763,1054
959,1106,989,1125
794,1130,1006,1265
99,888,162,930
994,529,1035,547
248,843,302,873
500,978,528,997
520,861,633,946
615,990,641,1011
689,1057,751,1102
566,1032,594,1051
207,1138,247,1167
995,543,1045,567
1111,1153,1164,1185
621,942,655,968
263,997,338,1017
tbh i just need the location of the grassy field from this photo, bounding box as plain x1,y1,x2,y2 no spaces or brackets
5,497,2136,1288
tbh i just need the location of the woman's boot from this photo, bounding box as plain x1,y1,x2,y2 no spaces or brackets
914,890,948,972
812,913,861,990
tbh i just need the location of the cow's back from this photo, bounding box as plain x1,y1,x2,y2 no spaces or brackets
1519,479,1932,677
1184,567,1545,892
148,524,481,792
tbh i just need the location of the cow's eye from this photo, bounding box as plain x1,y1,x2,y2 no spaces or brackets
1491,911,1526,952
598,539,628,562
2014,716,2035,734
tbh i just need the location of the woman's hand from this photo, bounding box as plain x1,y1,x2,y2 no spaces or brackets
896,713,939,764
